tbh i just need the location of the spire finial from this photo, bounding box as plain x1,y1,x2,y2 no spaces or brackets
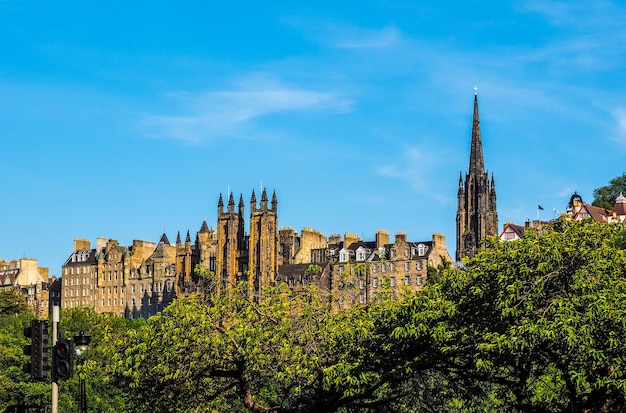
474,85,478,95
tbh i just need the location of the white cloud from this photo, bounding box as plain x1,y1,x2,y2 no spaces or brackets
139,75,354,143
332,26,401,49
611,108,626,145
286,16,401,50
376,146,437,191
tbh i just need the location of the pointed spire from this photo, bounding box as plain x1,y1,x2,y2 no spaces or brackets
218,193,224,210
186,230,191,243
250,189,257,211
199,219,210,233
469,94,485,175
239,193,245,208
159,232,170,245
261,188,268,210
228,192,235,213
271,190,277,211
176,231,181,244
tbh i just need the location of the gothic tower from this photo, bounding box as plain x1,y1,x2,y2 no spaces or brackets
456,93,498,261
248,188,278,295
216,192,246,292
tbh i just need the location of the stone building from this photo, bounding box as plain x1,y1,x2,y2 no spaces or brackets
289,230,452,309
0,257,52,318
61,221,218,318
456,93,498,261
59,186,452,317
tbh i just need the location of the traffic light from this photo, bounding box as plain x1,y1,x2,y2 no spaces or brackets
23,320,48,380
52,339,73,382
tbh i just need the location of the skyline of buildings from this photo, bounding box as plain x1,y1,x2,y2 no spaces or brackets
2,94,621,318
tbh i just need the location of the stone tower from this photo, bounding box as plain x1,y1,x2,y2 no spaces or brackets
456,93,498,261
248,189,278,295
216,192,246,292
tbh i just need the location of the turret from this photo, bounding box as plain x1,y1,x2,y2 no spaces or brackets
271,190,277,211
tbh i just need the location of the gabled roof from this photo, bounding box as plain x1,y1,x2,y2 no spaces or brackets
574,204,612,223
500,223,526,241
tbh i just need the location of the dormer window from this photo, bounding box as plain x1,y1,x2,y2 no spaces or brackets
356,247,366,261
339,248,349,263
417,244,427,256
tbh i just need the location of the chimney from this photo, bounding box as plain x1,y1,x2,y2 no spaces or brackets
344,233,359,248
376,230,390,248
73,238,91,252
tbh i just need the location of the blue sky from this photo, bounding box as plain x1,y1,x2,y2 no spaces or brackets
2,1,626,275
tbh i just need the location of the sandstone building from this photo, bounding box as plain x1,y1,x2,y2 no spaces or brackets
0,257,54,318
60,186,452,318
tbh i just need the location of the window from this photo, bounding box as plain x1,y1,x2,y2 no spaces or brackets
339,250,349,263
372,264,378,273
417,261,423,270
359,293,365,304
390,263,396,271
132,284,135,294
359,279,365,289
338,266,344,275
417,276,423,286
382,264,387,273
390,277,396,287
404,262,410,271
373,278,379,288
77,278,80,285
417,244,426,256
404,276,410,286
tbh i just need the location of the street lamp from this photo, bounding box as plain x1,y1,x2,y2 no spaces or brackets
73,331,91,413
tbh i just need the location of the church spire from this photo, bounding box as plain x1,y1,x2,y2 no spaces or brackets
469,93,485,176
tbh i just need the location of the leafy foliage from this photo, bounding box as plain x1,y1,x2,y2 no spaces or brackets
391,218,626,412
3,219,626,412
592,172,626,209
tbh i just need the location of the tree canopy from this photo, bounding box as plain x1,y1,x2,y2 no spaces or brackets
3,218,626,412
592,172,626,209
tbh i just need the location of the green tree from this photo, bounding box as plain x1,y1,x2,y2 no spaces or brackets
392,218,626,412
592,172,626,209
0,290,28,316
110,283,432,413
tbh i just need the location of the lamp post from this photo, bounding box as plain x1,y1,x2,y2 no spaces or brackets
73,331,91,413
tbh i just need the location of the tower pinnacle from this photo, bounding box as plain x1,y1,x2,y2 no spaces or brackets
469,94,485,176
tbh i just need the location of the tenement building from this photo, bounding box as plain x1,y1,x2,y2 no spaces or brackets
60,187,452,318
456,93,498,261
0,257,54,318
